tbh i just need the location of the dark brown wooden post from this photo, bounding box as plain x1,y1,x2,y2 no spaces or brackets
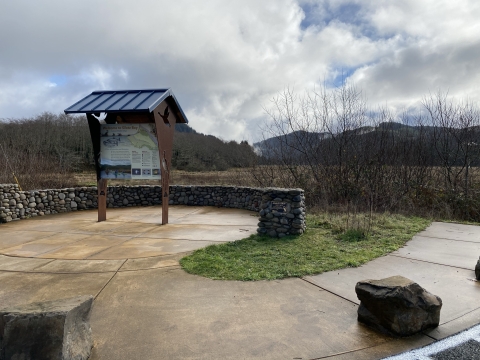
86,114,108,222
161,167,169,225
97,178,108,222
153,100,177,225
86,114,101,181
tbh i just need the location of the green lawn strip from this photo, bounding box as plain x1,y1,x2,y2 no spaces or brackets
180,213,431,281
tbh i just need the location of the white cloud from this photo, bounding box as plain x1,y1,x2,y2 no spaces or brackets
0,0,480,141
348,0,480,111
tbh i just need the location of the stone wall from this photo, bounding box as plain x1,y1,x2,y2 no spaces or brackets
0,184,98,221
0,184,306,237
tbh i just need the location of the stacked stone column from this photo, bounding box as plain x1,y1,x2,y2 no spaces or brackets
257,188,306,238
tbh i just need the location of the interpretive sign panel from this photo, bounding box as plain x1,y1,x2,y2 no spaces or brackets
99,124,161,180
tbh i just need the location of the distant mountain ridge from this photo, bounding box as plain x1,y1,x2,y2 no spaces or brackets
254,130,331,154
253,121,480,166
254,122,424,152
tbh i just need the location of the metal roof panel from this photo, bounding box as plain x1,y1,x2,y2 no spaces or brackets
64,88,188,123
66,94,98,112
128,91,153,109
82,93,112,111
100,93,125,110
109,92,139,111
65,89,169,113
134,90,157,109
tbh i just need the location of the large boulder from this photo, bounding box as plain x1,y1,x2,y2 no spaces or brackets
475,257,480,280
355,275,442,337
0,295,93,360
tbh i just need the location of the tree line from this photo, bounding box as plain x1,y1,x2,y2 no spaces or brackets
0,113,257,190
0,113,92,189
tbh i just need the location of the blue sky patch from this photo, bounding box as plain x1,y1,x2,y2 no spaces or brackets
328,67,357,88
49,74,67,86
299,2,382,40
300,2,363,29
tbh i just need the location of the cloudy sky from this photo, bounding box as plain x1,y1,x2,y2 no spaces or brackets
1,0,480,142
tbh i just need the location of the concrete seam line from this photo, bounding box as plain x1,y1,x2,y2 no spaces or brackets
414,235,480,244
0,250,169,261
82,236,136,260
421,332,438,341
167,223,255,226
0,269,118,275
128,238,228,243
0,253,57,260
8,233,97,259
117,258,129,272
171,208,203,222
94,258,128,301
0,231,59,249
300,277,359,306
87,250,193,262
109,222,168,239
29,259,56,271
437,305,480,327
307,341,396,359
389,254,473,271
118,265,182,273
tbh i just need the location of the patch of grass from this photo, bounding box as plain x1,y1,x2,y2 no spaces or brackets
180,212,431,281
338,229,367,242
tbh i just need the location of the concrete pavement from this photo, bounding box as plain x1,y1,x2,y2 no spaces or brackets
0,208,479,359
0,206,257,260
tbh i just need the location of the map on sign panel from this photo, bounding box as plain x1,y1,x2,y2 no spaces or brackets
99,124,161,180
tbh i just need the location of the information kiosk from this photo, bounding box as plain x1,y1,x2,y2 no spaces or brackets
64,89,188,224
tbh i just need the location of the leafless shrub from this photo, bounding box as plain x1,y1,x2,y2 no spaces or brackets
253,85,480,222
0,113,91,189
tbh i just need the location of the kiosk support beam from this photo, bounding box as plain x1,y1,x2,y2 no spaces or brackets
97,179,108,222
86,114,108,222
153,100,177,225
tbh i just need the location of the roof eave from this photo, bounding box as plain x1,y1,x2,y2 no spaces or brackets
63,88,189,124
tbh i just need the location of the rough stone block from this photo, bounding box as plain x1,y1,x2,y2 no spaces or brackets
355,275,442,337
475,257,480,280
0,295,93,360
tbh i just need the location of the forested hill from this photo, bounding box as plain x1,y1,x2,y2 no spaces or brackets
0,113,257,179
254,121,480,167
172,123,256,170
175,123,198,134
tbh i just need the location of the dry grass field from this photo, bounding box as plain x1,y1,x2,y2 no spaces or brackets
4,163,480,221
73,169,257,188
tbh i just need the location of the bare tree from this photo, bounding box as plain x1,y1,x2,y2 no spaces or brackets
254,84,480,221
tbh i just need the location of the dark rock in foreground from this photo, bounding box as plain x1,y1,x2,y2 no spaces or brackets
475,256,480,280
0,295,93,360
355,275,442,337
